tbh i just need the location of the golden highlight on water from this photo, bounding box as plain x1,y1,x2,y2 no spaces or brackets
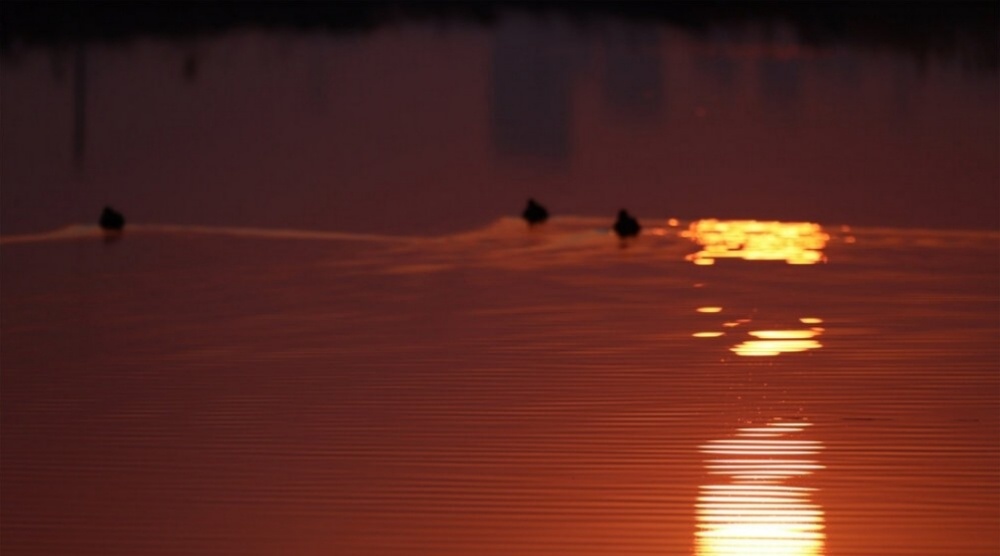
696,421,826,556
683,220,829,265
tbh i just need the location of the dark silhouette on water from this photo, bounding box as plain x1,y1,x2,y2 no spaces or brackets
522,198,549,226
99,206,125,231
613,209,641,240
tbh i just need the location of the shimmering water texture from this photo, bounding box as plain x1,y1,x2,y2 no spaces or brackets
697,421,825,556
3,5,998,553
2,217,998,556
683,220,830,266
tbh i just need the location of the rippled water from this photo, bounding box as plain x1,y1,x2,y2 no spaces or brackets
3,4,998,554
2,218,997,555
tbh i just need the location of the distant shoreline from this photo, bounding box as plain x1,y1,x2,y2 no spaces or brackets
2,1,997,70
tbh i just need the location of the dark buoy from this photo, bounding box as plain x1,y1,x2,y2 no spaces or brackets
613,209,641,239
99,206,125,231
522,198,549,226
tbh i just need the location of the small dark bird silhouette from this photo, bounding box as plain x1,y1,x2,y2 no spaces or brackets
99,206,126,231
613,209,641,239
522,198,549,226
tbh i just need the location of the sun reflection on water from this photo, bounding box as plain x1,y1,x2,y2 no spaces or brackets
689,309,827,357
683,220,829,265
731,329,824,357
696,421,826,556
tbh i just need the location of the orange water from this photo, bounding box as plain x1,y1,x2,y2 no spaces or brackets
2,219,997,555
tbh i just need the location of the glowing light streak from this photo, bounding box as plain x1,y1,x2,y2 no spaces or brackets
749,330,819,339
708,461,824,470
701,448,821,456
703,439,824,447
739,426,803,434
731,339,822,357
683,219,829,265
696,420,826,556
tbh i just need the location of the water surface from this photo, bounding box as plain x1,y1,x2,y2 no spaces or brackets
2,5,998,556
2,218,997,555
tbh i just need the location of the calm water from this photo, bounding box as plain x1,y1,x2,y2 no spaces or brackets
2,6,998,556
2,219,997,555
2,10,998,236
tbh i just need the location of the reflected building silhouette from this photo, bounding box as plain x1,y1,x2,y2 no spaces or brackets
759,56,802,117
757,25,803,118
491,15,581,165
73,43,86,165
48,48,69,83
694,49,737,101
182,52,198,81
603,23,663,124
491,15,667,164
887,58,919,130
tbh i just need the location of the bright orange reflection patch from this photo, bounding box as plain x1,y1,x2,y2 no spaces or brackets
683,219,829,265
732,328,823,357
748,330,819,340
697,421,826,556
731,340,822,357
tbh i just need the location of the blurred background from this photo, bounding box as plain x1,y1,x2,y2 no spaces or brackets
2,1,997,235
